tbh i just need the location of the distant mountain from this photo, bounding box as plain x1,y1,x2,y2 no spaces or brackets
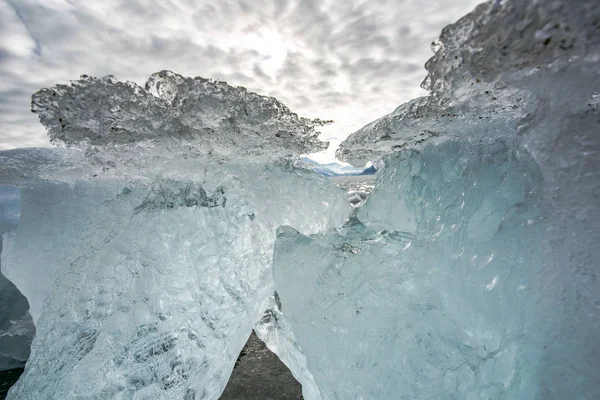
298,157,376,177
360,165,377,175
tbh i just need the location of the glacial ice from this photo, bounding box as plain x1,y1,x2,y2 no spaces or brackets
32,70,330,158
275,138,547,399
1,0,598,398
274,0,600,399
0,72,350,399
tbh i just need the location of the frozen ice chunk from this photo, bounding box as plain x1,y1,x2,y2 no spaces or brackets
337,0,600,166
276,1,600,399
275,137,549,399
1,68,350,399
31,70,330,159
1,160,349,400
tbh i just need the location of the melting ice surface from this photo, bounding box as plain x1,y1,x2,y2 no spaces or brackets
276,139,546,399
0,72,350,399
274,1,600,399
1,0,599,399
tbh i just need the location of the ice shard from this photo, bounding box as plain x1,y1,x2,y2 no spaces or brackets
254,294,329,400
274,0,600,399
0,72,350,399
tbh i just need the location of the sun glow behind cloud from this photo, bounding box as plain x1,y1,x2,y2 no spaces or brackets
238,27,291,79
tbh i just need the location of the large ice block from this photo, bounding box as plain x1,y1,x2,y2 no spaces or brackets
0,72,350,399
275,0,600,399
275,137,550,399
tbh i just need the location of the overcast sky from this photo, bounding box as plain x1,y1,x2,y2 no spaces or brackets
0,0,481,162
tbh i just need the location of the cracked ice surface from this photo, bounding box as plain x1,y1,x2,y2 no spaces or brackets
0,72,350,399
276,0,600,399
32,70,329,159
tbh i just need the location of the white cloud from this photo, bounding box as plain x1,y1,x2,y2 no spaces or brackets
0,0,482,159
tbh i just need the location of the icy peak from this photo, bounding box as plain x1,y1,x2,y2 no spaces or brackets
31,70,330,160
337,0,600,165
422,0,599,101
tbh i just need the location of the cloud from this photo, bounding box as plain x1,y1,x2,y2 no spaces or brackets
0,0,482,158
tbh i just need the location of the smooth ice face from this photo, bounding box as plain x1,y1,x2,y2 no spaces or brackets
275,138,550,399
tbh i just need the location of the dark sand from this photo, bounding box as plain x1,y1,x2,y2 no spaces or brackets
220,332,303,399
0,369,23,400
